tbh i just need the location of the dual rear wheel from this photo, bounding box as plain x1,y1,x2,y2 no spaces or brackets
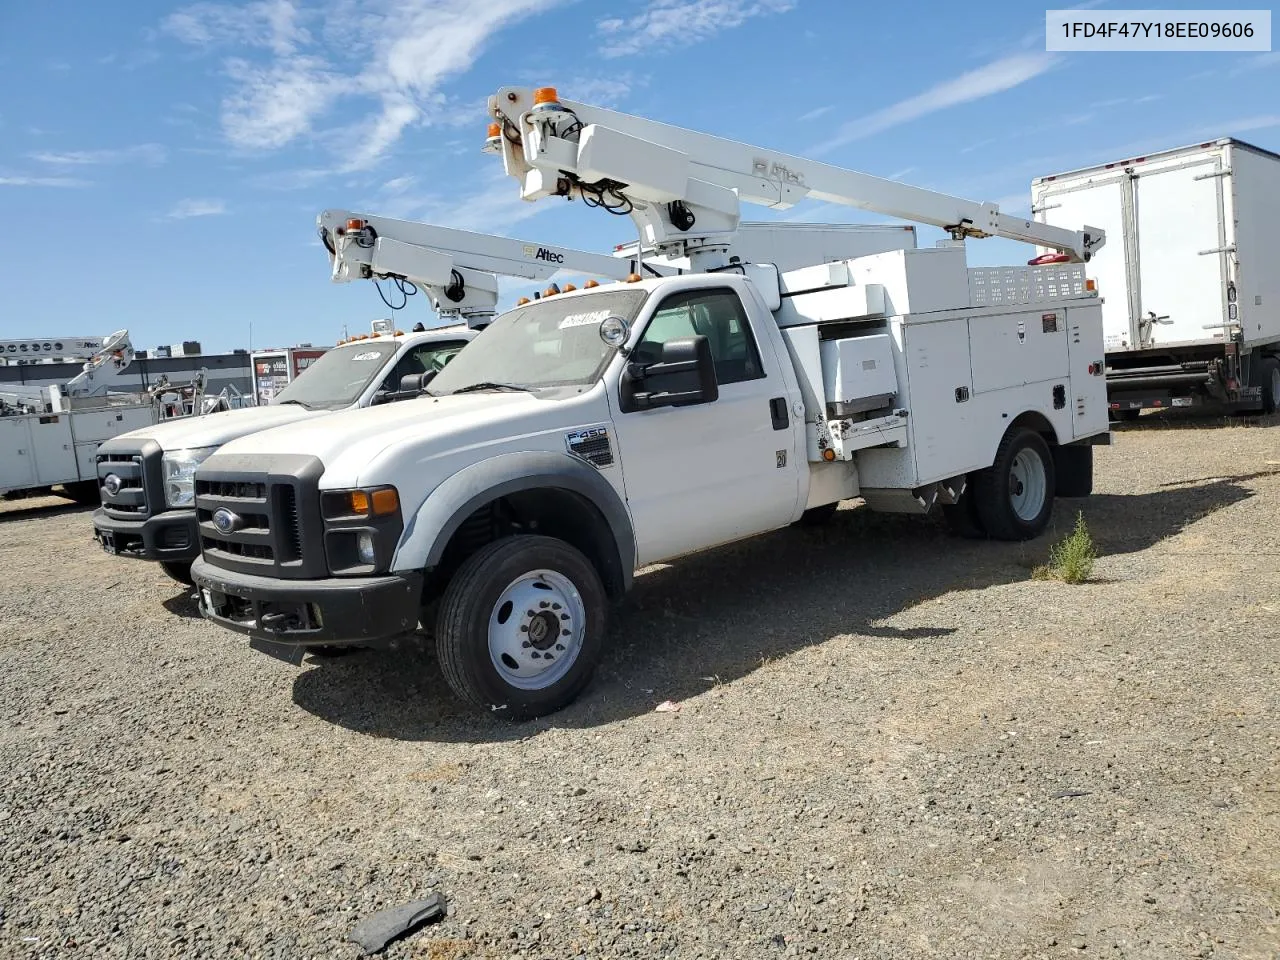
943,427,1086,542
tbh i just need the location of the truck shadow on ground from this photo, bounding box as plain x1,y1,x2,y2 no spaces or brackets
0,498,90,522
291,474,1258,742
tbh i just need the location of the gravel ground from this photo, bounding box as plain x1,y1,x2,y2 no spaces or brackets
2,413,1278,960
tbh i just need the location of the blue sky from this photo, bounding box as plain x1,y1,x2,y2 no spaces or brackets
1,0,1276,354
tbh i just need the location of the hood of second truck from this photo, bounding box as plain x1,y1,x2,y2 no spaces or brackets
110,404,325,450
206,389,609,488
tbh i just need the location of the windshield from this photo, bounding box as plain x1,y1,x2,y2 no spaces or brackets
270,342,398,410
428,289,650,395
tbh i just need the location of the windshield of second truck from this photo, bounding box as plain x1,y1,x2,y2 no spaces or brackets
270,342,398,410
428,289,650,395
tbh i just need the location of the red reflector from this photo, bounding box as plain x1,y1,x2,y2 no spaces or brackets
1152,400,1163,406
1110,402,1120,409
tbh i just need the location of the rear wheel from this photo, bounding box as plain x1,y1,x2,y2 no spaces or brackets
971,428,1056,541
160,560,194,585
435,535,608,720
1110,408,1140,422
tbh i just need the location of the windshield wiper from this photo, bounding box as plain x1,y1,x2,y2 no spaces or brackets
276,399,312,408
449,382,530,395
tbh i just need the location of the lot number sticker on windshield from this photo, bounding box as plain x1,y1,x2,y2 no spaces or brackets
558,310,611,329
352,351,382,360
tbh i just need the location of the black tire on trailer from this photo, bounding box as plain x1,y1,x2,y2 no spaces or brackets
160,560,195,585
941,480,986,539
793,502,839,526
61,480,102,506
435,535,608,721
971,427,1057,541
1052,444,1094,498
1110,408,1140,422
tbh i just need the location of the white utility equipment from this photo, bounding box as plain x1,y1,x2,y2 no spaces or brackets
184,87,1112,723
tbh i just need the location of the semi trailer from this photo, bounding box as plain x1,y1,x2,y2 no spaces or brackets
1032,137,1280,418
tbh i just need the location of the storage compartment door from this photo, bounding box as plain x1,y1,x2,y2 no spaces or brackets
0,419,37,490
30,417,78,484
1134,159,1226,346
1038,178,1132,350
903,319,979,483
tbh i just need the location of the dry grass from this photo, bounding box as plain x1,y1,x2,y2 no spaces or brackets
1033,511,1098,584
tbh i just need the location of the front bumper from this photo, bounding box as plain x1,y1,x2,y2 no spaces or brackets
93,508,200,563
191,557,423,646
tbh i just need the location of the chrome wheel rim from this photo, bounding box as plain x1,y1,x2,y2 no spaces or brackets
1009,448,1048,522
487,570,586,691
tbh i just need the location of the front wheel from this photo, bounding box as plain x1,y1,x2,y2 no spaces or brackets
971,428,1056,541
435,535,608,720
160,560,194,585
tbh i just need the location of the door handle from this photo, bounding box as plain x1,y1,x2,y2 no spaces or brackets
769,397,788,430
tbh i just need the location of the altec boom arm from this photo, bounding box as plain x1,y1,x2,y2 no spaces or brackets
317,210,671,325
485,87,1106,267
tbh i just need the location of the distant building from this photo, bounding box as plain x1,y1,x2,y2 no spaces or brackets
0,349,254,401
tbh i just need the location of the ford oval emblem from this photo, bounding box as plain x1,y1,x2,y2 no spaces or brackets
103,474,122,496
212,507,242,534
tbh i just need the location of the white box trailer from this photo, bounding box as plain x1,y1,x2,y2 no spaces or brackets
1031,138,1280,417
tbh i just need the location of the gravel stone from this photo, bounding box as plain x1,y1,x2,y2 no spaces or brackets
0,412,1278,958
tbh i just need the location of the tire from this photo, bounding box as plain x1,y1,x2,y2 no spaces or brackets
1110,408,1140,422
971,428,1056,541
435,535,608,720
1052,444,1093,498
60,480,102,506
793,502,838,526
160,560,195,585
941,482,986,539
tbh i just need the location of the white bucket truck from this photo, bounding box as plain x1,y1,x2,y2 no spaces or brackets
189,88,1111,718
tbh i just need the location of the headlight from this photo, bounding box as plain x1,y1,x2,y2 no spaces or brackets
162,446,219,508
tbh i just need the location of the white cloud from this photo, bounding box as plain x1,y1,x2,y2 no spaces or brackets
28,144,168,166
355,169,551,235
162,0,309,56
221,54,340,149
815,52,1060,154
166,198,228,219
163,0,568,167
797,105,833,123
0,176,92,188
1230,51,1280,76
597,0,795,58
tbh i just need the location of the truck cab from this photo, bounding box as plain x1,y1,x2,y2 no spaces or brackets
190,251,1108,719
92,324,475,584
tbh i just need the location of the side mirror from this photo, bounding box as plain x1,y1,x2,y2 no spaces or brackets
619,335,718,413
399,370,437,393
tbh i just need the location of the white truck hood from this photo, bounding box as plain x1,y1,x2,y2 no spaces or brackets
116,404,326,450
212,390,600,487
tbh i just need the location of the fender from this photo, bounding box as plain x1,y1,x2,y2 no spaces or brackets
392,450,637,589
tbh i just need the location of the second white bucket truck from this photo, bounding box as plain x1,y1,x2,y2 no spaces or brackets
90,218,662,586
187,87,1112,720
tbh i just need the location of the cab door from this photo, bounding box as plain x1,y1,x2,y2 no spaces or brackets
608,286,802,566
